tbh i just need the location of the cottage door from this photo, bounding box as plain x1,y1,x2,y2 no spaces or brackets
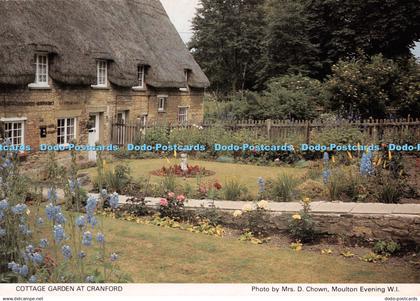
88,113,100,161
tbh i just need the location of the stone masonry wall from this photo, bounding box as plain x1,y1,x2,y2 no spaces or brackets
0,79,205,152
214,210,420,244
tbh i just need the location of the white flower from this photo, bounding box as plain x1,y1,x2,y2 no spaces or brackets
242,204,253,212
257,200,269,210
233,210,242,217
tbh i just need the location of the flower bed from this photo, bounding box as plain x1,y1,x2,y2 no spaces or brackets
151,164,215,178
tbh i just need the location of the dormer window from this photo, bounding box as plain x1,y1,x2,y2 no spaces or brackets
133,65,146,90
138,65,145,88
180,69,189,92
96,60,107,86
28,53,50,89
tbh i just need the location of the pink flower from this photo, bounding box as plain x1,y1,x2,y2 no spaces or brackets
167,192,175,199
176,195,186,202
159,198,168,207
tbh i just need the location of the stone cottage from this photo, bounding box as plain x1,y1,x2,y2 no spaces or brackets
0,0,209,154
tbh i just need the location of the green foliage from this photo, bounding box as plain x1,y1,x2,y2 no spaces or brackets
95,164,131,194
190,0,266,93
267,173,299,202
325,54,420,118
373,240,401,256
222,179,250,201
288,198,316,243
242,207,272,238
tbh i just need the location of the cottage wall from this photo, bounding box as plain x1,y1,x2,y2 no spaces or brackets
0,79,205,151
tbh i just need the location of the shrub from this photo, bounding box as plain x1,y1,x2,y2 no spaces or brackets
268,173,299,202
288,198,316,243
376,177,403,203
160,174,178,194
222,179,249,201
373,240,401,256
158,192,186,220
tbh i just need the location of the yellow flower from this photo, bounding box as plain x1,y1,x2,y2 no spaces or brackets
290,241,303,251
242,204,253,212
233,210,242,217
292,213,301,220
303,197,311,204
257,200,269,210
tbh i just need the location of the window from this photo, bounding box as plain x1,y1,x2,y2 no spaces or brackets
57,118,76,145
3,120,24,145
179,70,189,92
178,107,188,123
96,60,107,86
117,111,127,123
140,114,148,127
35,54,48,84
29,54,49,88
158,96,167,112
138,65,145,88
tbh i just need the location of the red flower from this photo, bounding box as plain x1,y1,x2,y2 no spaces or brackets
176,194,186,202
167,192,175,199
213,181,222,190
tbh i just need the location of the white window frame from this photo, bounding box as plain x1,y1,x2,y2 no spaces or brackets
139,114,148,127
28,53,50,89
158,95,167,112
179,70,189,92
178,107,189,123
91,60,108,88
57,117,76,145
1,117,26,146
132,65,146,90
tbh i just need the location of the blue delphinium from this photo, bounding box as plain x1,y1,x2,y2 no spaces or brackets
8,262,20,273
85,196,97,216
96,233,105,244
110,253,118,262
25,245,34,253
257,177,265,194
53,224,65,242
45,203,61,221
0,227,6,237
76,215,85,228
79,251,86,259
0,199,8,210
11,203,27,215
86,275,95,283
322,152,331,184
61,245,72,259
87,215,97,228
55,212,66,225
100,189,108,198
19,265,29,277
82,231,93,246
360,150,374,176
39,239,48,248
109,193,119,209
69,179,80,194
47,188,58,202
28,275,37,283
32,252,43,265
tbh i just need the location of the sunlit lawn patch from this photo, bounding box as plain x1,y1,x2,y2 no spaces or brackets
83,159,307,198
80,215,418,283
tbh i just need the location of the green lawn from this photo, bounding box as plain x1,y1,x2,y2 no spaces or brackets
101,217,418,283
83,158,307,197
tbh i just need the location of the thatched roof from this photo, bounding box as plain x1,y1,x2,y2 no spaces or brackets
0,0,209,88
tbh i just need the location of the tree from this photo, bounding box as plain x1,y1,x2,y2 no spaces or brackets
259,0,320,83
325,54,420,119
306,0,420,77
189,0,266,93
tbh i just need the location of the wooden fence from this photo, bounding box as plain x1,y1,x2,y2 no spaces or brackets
110,118,420,146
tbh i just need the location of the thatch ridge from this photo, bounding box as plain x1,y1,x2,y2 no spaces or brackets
0,0,209,88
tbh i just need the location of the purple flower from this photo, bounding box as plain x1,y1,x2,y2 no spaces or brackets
96,233,105,244
61,245,72,259
12,204,27,215
32,252,43,265
109,193,119,209
19,265,28,276
28,275,37,283
53,225,65,242
47,188,58,202
0,199,8,210
82,231,93,246
0,228,6,237
39,239,48,248
110,252,118,261
76,215,85,228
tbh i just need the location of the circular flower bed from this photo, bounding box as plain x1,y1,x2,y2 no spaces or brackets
151,164,215,178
